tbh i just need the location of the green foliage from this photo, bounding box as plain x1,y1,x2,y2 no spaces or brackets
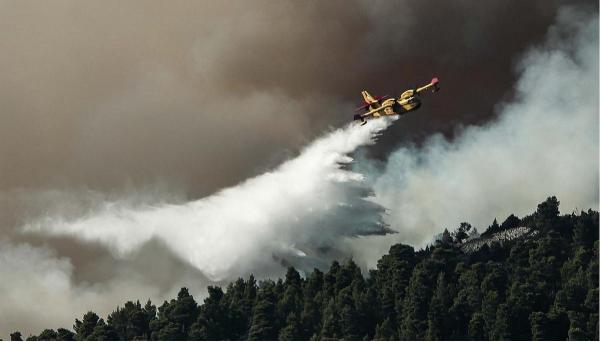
248,282,278,340
37,329,57,341
491,303,511,340
454,222,472,242
149,287,198,340
400,260,439,339
573,210,599,247
86,319,118,341
567,311,589,340
337,287,360,340
529,312,549,340
485,218,501,236
16,197,599,340
74,312,99,341
189,286,228,340
501,214,521,230
319,298,341,340
468,312,485,340
537,196,560,221
154,322,184,341
278,313,302,340
57,328,75,341
300,270,323,339
107,300,154,340
425,273,450,340
373,318,395,340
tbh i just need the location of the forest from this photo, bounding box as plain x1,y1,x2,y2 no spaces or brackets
9,196,599,340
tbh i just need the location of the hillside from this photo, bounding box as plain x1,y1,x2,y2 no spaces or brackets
10,196,599,341
459,226,538,253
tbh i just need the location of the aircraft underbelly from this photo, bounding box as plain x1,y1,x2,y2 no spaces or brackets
400,101,421,112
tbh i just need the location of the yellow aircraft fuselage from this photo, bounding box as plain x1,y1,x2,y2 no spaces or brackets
354,77,439,124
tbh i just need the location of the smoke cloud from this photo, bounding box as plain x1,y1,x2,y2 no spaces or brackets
1,0,594,195
350,6,599,262
0,241,164,337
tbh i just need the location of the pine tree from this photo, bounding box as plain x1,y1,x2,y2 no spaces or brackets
481,290,499,339
426,273,449,340
300,269,323,339
149,287,198,339
107,300,152,340
486,218,500,235
543,311,570,340
586,241,599,290
529,312,549,340
426,296,444,340
37,329,57,340
587,312,599,341
500,214,521,230
572,210,598,247
74,311,100,340
373,318,396,340
320,298,341,340
223,275,257,340
144,299,156,321
454,222,472,242
171,287,198,335
323,261,341,299
468,312,485,340
400,262,437,340
86,318,119,340
150,301,183,340
337,287,360,340
440,229,453,245
155,321,184,341
534,196,560,232
279,267,304,320
278,313,302,340
248,283,277,340
554,268,588,314
491,304,510,340
372,245,416,334
56,328,75,341
189,286,228,340
353,286,378,339
567,311,588,340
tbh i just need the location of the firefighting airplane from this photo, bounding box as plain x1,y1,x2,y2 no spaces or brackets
353,77,440,125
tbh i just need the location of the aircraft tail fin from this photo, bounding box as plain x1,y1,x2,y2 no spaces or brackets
431,77,440,92
361,90,378,104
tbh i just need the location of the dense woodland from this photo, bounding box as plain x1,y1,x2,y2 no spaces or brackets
9,197,599,340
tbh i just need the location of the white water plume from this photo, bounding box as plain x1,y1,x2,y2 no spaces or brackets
25,118,395,281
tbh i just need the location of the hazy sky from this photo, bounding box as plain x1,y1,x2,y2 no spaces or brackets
1,0,594,196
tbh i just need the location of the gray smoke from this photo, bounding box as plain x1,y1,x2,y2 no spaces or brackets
0,0,594,195
347,7,599,265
